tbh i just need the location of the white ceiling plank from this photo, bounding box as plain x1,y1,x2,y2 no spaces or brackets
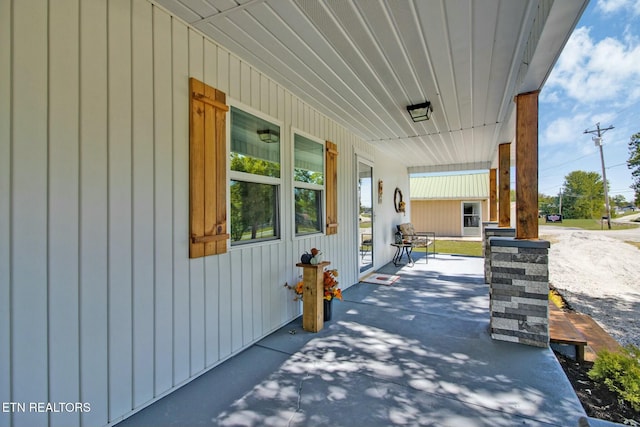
471,0,499,127
180,0,219,17
413,0,461,132
444,0,473,130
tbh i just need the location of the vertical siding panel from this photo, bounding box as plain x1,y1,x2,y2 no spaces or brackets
277,244,290,327
152,5,174,396
242,62,252,109
257,71,266,112
218,253,232,358
79,0,109,425
216,49,229,94
0,0,11,421
269,81,278,119
241,250,254,345
108,0,133,419
204,255,220,366
171,19,191,385
229,56,240,100
11,1,49,426
49,1,81,426
252,247,263,338
229,251,243,351
131,0,155,407
204,41,217,88
188,29,206,377
260,246,270,333
189,259,205,375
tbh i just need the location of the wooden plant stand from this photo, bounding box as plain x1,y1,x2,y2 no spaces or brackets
296,261,330,332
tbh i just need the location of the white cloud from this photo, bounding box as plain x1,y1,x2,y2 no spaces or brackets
541,113,590,146
546,26,640,104
597,0,640,15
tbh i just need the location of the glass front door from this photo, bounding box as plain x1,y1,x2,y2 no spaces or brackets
358,160,374,273
463,202,481,236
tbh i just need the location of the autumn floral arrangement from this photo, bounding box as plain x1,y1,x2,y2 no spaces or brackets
285,268,342,302
322,269,342,301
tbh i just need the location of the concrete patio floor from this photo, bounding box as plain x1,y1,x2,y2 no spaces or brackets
116,254,587,427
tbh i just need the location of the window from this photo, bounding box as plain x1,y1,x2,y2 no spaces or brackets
229,107,281,245
294,133,324,236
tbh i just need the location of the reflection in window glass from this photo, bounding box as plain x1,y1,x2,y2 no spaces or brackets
294,134,324,185
295,188,322,235
230,107,280,178
294,134,324,236
230,180,279,244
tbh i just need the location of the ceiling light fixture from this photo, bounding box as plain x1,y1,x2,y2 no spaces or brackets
406,101,433,122
257,129,279,143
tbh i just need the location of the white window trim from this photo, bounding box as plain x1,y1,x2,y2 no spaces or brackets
227,100,285,247
292,128,325,239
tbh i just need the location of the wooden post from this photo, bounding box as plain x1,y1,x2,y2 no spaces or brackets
296,261,330,332
498,143,511,227
489,168,497,222
515,91,539,240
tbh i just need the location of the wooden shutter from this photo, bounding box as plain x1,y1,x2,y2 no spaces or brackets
325,140,338,235
189,77,229,258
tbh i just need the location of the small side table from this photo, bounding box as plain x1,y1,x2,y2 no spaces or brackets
296,261,330,332
391,243,414,266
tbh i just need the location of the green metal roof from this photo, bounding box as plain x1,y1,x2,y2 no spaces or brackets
410,173,489,200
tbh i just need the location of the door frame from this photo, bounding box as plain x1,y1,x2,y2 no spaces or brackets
461,201,482,237
355,151,375,277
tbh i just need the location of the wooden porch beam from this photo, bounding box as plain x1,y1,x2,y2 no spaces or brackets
498,143,511,227
515,91,540,239
489,168,497,222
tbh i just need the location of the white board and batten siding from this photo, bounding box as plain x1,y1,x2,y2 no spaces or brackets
0,1,402,426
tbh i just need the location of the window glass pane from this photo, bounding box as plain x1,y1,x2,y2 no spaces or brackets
230,180,279,244
230,107,280,178
295,188,322,235
294,134,323,185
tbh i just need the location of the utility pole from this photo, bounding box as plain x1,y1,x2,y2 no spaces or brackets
584,123,614,229
558,190,563,217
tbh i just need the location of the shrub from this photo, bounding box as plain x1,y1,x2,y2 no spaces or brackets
588,345,640,411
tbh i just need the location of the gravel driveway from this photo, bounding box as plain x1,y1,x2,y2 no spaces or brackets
540,220,640,348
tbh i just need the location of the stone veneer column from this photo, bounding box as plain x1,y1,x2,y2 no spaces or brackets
489,237,550,347
483,226,514,284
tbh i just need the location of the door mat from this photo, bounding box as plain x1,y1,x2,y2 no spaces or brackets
360,273,400,286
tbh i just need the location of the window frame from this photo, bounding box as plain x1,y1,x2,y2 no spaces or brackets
292,129,326,238
228,102,284,247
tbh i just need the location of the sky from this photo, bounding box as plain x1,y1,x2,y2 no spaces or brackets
538,0,640,203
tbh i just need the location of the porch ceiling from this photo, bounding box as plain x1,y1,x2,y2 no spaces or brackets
154,0,587,172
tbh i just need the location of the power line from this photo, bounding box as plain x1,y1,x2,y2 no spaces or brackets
539,153,595,172
606,162,627,169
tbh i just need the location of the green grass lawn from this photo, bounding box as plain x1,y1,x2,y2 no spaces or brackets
538,217,639,231
413,240,482,257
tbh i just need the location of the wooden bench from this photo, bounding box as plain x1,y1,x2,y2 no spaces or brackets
549,302,587,362
549,302,623,362
565,311,622,362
